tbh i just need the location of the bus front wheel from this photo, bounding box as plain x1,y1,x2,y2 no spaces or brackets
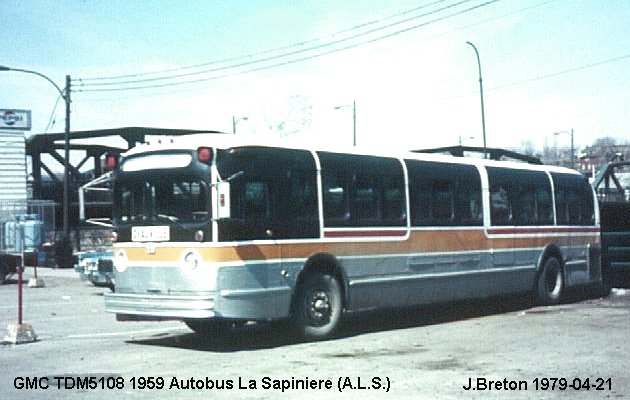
293,272,342,340
536,257,564,305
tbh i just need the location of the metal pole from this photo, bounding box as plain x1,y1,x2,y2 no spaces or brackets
466,42,487,159
0,66,73,266
63,75,71,243
352,100,357,147
570,128,575,169
232,116,247,135
18,223,24,325
17,266,23,325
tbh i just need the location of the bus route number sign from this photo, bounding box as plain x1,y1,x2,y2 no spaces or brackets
131,226,170,242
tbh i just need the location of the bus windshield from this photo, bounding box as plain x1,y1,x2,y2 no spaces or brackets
115,176,209,224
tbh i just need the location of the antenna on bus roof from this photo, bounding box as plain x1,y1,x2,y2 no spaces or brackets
412,145,542,165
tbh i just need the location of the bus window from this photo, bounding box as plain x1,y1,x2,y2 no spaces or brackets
552,173,595,226
217,147,319,240
383,176,406,224
243,181,269,218
432,181,455,221
407,160,482,226
490,186,512,225
353,176,378,222
319,152,405,227
488,167,553,226
457,180,483,225
323,172,349,224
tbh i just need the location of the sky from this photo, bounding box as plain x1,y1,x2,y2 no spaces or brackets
1,0,629,155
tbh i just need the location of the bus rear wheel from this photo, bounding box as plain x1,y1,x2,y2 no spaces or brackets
293,272,342,340
536,257,564,305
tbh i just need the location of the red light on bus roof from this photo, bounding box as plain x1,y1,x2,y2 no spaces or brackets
197,147,213,164
105,153,119,170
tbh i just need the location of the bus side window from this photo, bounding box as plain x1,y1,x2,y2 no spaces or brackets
432,180,454,222
383,176,405,224
407,160,482,227
552,172,594,226
323,171,350,224
242,180,270,218
515,185,537,225
352,173,379,223
490,185,512,225
455,178,482,225
320,152,405,227
535,186,554,225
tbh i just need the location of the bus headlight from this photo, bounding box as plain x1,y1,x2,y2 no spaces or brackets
114,250,128,272
182,250,201,270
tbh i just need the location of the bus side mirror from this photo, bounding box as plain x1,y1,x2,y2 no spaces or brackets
216,181,231,219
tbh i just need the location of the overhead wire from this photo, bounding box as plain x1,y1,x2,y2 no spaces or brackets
76,0,500,92
438,53,630,100
44,92,64,133
78,0,451,83
75,0,556,102
77,0,475,88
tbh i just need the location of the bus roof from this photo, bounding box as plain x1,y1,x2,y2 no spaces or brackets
121,133,581,176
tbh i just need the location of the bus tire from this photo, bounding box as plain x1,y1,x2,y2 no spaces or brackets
293,272,342,340
536,257,564,305
184,319,231,336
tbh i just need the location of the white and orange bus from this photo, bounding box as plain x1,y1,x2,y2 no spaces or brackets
104,136,602,339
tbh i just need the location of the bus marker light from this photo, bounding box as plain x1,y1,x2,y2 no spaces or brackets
197,147,213,164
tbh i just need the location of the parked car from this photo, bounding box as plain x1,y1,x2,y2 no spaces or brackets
75,250,114,290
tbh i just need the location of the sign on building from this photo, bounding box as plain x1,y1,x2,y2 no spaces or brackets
0,131,27,201
0,109,31,131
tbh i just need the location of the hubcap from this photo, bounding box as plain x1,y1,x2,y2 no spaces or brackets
307,290,332,325
546,265,561,295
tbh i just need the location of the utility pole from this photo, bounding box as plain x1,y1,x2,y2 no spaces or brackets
63,75,71,248
466,41,487,159
352,100,356,147
334,101,357,146
553,129,575,169
0,66,73,266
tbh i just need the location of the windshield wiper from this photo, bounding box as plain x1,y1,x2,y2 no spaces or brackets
157,214,180,223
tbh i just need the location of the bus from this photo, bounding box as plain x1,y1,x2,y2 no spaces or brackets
104,136,602,339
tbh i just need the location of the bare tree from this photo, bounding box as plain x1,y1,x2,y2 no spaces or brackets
262,95,313,138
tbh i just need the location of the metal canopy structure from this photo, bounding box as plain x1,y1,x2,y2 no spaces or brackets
413,145,543,165
26,127,224,199
26,127,225,238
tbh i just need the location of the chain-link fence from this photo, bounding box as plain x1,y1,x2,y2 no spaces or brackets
0,200,56,255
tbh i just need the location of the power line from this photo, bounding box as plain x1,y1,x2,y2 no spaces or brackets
78,0,475,88
439,52,630,100
76,0,500,92
78,0,451,83
491,53,630,90
44,92,64,133
77,0,553,102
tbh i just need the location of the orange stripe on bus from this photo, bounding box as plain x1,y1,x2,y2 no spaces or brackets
120,228,599,263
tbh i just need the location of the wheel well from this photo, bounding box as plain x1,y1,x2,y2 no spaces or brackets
537,244,565,274
294,253,347,308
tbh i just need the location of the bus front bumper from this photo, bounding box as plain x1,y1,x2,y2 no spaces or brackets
104,292,216,320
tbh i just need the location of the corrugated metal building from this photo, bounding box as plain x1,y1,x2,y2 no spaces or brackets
0,131,27,201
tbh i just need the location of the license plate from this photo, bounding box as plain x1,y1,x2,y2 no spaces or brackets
131,226,170,242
